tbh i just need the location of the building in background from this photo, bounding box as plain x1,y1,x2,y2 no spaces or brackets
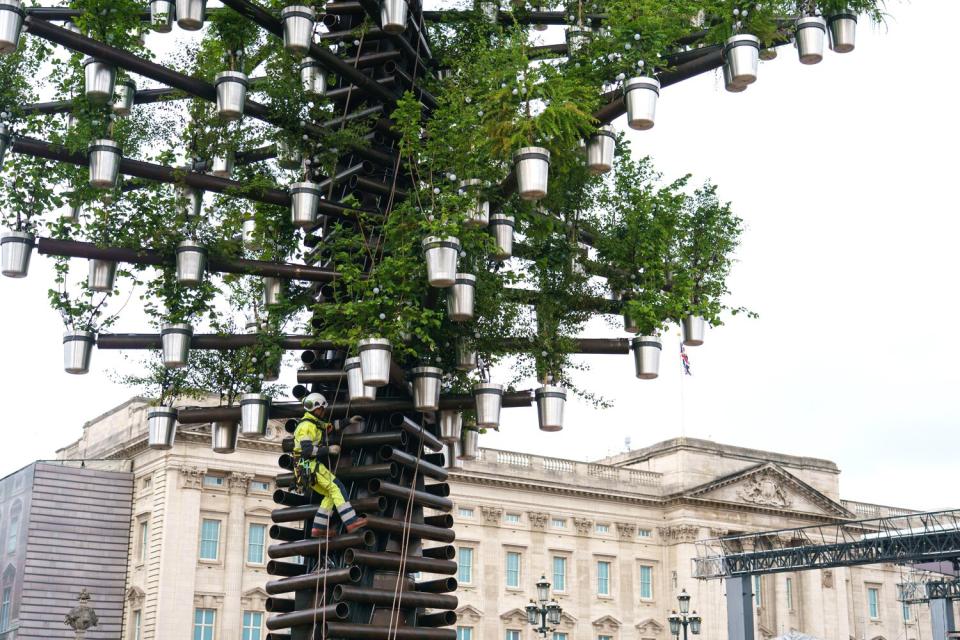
52,398,951,640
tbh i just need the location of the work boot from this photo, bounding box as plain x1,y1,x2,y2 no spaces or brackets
344,516,368,533
311,525,329,539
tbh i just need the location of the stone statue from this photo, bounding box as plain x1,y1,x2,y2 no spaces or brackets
64,589,99,639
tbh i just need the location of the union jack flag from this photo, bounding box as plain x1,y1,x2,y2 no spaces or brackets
680,343,692,376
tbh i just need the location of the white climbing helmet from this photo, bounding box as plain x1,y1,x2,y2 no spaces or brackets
303,393,329,412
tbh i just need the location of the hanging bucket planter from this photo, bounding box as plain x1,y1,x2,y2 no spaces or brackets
455,339,477,372
344,356,377,403
631,336,662,380
147,407,178,449
759,47,778,61
459,426,479,461
0,123,9,165
88,139,121,189
62,203,81,222
358,338,393,387
446,441,463,469
113,79,136,116
242,217,257,249
177,183,203,218
473,382,502,428
210,151,234,178
0,0,24,54
722,61,747,93
277,140,302,169
422,236,460,288
586,125,615,174
87,259,117,292
489,214,514,260
624,76,660,131
62,330,95,375
380,0,408,34
281,5,316,57
566,25,591,54
828,13,857,53
82,57,117,104
1,230,34,278
212,420,239,454
161,323,193,369
175,0,206,30
240,392,270,437
795,16,827,65
149,0,174,32
411,366,443,412
175,240,207,287
262,276,284,307
723,34,760,87
215,71,248,121
290,181,321,227
535,385,566,432
439,410,462,443
623,311,639,334
300,59,327,95
458,179,489,227
447,273,476,322
682,315,706,347
513,146,550,201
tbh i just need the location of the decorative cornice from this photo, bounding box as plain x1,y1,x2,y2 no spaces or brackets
456,605,484,623
657,525,700,544
179,465,206,490
616,522,637,540
573,517,594,536
480,505,503,525
636,618,665,635
528,511,549,530
592,615,622,631
228,471,254,494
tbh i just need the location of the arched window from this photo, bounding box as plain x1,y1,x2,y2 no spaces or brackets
6,502,21,554
0,564,14,632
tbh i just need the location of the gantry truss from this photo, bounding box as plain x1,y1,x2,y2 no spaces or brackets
898,572,960,605
693,509,960,579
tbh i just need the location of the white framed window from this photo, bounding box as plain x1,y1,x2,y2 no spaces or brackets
199,519,221,561
131,609,142,640
595,523,609,534
637,528,652,538
505,513,521,525
552,556,567,592
598,636,613,640
242,610,263,640
867,586,880,619
138,519,149,563
506,630,521,640
553,633,568,640
902,602,911,621
202,475,225,488
247,523,267,564
457,547,474,584
597,560,611,596
506,551,521,588
249,480,270,493
458,507,474,518
6,501,21,553
786,577,794,610
0,587,11,631
639,565,653,600
193,608,216,640
551,518,566,529
457,626,473,640
753,575,763,607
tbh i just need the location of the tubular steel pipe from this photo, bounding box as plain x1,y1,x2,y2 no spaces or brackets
343,549,457,575
277,454,294,471
265,634,291,640
368,479,453,512
269,524,303,542
266,560,308,577
363,515,455,544
297,369,347,384
271,504,317,524
423,545,456,560
422,453,445,467
350,174,407,199
340,431,407,450
267,529,376,559
335,462,399,482
325,622,456,640
274,473,294,489
390,414,444,453
265,566,362,596
273,489,311,507
333,585,458,610
352,495,388,514
96,334,339,350
266,603,350,630
423,514,454,528
264,597,295,613
417,611,458,628
415,578,457,594
423,483,451,498
379,446,448,482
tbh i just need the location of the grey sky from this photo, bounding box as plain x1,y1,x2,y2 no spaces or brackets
2,0,955,511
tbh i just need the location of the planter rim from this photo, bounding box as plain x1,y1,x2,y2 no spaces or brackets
624,75,660,94
422,235,461,249
161,322,193,334
290,181,321,195
176,240,207,253
63,330,96,342
89,138,120,151
300,58,322,69
724,33,760,53
147,406,178,417
214,70,249,87
796,15,827,30
1,230,34,243
457,178,487,191
489,214,515,226
281,5,316,18
473,382,503,394
590,125,616,139
344,356,362,369
117,78,137,89
240,392,270,404
535,385,567,399
410,366,443,378
357,337,392,352
81,56,111,67
631,337,662,350
0,0,24,16
453,273,476,284
827,12,857,22
567,26,591,36
513,146,550,163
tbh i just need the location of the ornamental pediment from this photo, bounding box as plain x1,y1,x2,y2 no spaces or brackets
636,618,665,634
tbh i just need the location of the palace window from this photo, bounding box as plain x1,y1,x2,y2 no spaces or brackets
249,480,270,493
637,528,652,538
552,556,567,592
457,547,473,584
551,518,566,529
597,561,611,596
457,626,473,640
193,608,216,640
242,611,263,640
639,565,653,600
506,551,521,588
202,475,224,488
867,586,880,619
199,519,221,561
506,630,521,640
0,586,11,631
247,524,266,564
902,602,911,621
458,507,474,518
786,577,794,610
131,609,141,640
505,513,521,525
753,575,763,607
138,520,149,563
595,523,609,534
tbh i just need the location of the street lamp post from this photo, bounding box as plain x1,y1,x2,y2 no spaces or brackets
667,589,703,640
526,576,562,638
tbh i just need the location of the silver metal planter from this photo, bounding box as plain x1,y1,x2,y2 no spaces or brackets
178,183,203,218
300,59,327,95
535,385,566,432
113,79,136,116
759,47,778,61
0,0,24,54
176,0,206,30
62,203,81,222
513,146,550,201
161,323,193,368
149,0,174,32
87,258,117,292
240,392,270,437
210,151,234,178
0,123,8,165
623,311,639,334
446,441,463,469
458,179,489,227
459,427,479,461
722,61,747,93
828,13,857,53
723,34,760,87
62,330,95,375
422,235,460,288
147,407,178,449
82,57,117,104
439,410,462,443
473,382,502,428
344,356,377,403
682,315,705,347
411,366,442,412
447,273,476,322
586,125,615,174
624,76,660,131
281,5,316,57
262,276,284,307
277,140,302,169
455,339,477,372
211,420,239,454
290,181,321,227
796,16,827,65
88,139,121,189
358,338,392,387
566,25,591,54
242,217,257,249
215,71,248,121
1,230,34,278
175,241,207,287
380,0,408,34
631,336,662,380
489,214,514,260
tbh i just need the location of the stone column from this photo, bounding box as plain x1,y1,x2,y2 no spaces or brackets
528,511,549,583
480,506,503,640
157,465,205,640
573,517,594,639
616,522,637,628
222,472,253,640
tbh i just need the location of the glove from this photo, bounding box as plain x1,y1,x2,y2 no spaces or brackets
300,439,314,458
328,444,341,456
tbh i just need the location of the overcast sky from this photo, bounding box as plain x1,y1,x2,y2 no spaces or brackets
1,0,956,511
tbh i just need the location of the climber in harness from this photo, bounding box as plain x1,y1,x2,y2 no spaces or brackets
293,393,367,537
